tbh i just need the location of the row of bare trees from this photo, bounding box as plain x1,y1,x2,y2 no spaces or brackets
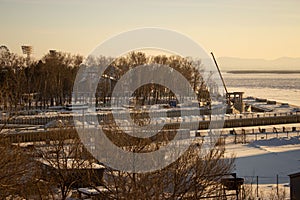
1,47,210,111
83,51,210,106
0,46,83,111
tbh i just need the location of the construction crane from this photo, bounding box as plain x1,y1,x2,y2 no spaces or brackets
210,52,244,113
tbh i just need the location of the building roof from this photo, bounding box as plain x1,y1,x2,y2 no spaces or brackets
288,171,300,178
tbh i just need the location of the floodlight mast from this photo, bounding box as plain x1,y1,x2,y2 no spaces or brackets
21,45,33,66
49,49,57,56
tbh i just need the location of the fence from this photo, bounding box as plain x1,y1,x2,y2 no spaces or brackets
218,125,300,144
242,175,290,199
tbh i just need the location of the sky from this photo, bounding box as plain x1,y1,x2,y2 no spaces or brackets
1,0,300,60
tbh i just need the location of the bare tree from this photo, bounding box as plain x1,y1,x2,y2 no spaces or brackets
101,139,234,199
0,48,83,110
36,128,104,200
92,118,235,200
0,121,48,199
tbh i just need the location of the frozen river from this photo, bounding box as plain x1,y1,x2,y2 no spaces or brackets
223,72,300,106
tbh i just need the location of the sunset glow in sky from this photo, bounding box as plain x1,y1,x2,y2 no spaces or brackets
1,0,300,59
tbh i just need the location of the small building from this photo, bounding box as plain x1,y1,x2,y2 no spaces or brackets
289,172,300,200
226,92,244,113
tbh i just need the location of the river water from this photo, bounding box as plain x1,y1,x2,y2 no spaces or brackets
222,73,300,106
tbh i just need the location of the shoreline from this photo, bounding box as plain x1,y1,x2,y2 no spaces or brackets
226,86,300,107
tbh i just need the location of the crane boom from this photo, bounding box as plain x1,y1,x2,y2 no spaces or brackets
211,52,228,94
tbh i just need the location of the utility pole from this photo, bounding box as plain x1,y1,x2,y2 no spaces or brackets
276,174,279,197
256,176,259,198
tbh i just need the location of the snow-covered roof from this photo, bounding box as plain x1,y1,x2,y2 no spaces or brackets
37,158,105,170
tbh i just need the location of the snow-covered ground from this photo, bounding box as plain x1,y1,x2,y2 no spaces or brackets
226,136,300,182
225,135,300,198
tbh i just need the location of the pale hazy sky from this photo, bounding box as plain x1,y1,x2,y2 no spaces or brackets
1,0,300,59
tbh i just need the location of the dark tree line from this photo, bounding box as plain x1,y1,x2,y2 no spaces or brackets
1,47,211,111
0,46,83,111
84,51,211,107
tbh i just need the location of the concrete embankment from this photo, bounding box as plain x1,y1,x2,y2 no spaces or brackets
1,112,299,130
1,112,299,144
223,113,299,129
197,113,300,129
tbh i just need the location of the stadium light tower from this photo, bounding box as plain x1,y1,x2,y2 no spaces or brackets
49,49,57,56
21,45,33,66
21,45,33,58
0,45,10,53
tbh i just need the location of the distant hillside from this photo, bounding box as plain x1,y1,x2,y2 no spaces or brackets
217,57,300,71
227,70,300,74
